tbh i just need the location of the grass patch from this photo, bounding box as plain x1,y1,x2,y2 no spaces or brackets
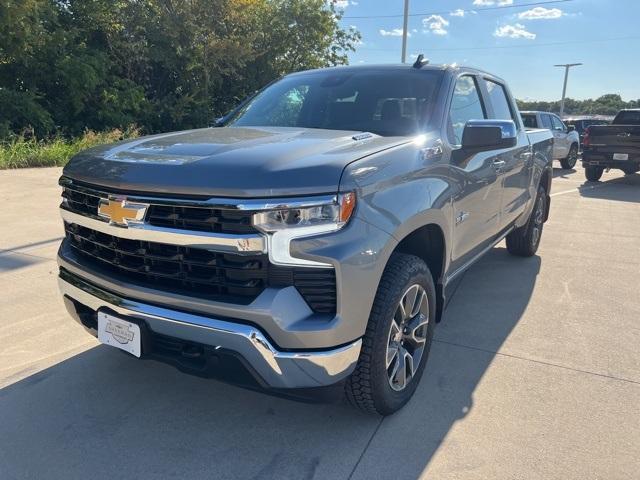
0,127,139,169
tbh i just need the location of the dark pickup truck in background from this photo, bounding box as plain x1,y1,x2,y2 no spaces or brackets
582,109,640,181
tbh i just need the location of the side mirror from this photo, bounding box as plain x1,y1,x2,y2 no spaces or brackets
567,125,575,132
210,117,225,127
461,120,517,152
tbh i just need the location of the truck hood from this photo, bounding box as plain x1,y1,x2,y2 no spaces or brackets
63,126,409,197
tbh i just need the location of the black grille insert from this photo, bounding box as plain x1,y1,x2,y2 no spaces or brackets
64,223,336,313
62,186,257,235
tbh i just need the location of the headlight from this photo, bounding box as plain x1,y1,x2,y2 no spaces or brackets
253,192,356,267
253,192,356,232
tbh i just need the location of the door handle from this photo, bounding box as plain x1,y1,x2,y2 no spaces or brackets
492,159,506,169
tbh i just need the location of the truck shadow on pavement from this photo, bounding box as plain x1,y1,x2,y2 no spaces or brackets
579,173,640,203
0,248,540,480
553,167,577,178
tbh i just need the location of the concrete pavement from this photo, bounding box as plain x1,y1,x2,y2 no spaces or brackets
1,166,639,479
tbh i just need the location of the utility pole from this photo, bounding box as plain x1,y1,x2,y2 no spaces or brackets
401,0,409,63
554,63,582,118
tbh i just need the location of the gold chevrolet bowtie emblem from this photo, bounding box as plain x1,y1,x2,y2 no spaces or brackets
98,198,148,226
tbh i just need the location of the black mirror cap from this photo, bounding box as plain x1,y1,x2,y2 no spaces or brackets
462,120,517,151
567,124,576,132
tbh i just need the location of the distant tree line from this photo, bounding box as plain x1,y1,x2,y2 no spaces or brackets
516,94,639,117
0,0,360,140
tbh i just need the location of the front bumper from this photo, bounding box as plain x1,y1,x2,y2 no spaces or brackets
58,268,361,389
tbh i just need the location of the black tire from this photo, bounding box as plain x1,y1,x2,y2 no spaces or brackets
622,167,639,176
585,165,604,182
506,184,547,257
345,253,436,416
560,144,579,169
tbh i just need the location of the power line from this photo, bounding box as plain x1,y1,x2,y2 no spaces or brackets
356,35,640,53
343,0,575,20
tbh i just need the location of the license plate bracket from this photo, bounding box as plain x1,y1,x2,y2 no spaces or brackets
98,311,142,357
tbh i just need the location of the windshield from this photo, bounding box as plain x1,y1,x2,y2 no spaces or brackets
521,114,537,129
227,69,444,136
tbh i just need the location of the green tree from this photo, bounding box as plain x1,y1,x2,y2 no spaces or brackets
0,0,360,139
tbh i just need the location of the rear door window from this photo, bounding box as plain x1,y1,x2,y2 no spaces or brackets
541,114,553,129
447,75,486,145
485,80,515,122
521,115,537,129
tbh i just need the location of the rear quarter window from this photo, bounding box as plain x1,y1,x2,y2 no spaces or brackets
485,80,516,122
522,115,537,129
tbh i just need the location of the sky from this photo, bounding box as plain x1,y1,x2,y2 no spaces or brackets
334,0,640,101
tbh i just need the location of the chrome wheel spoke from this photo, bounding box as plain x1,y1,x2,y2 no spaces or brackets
407,314,429,345
386,344,399,369
404,349,415,380
391,347,408,390
403,285,420,319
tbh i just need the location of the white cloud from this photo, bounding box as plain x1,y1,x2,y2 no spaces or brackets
379,28,410,37
518,7,563,20
494,23,536,39
473,0,513,5
329,0,350,9
450,9,465,17
422,15,449,35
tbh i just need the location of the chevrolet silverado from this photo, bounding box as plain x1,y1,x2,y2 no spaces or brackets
58,61,553,415
582,109,640,181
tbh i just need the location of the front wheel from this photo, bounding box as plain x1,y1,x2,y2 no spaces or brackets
585,165,604,182
345,253,436,415
560,144,579,169
506,184,547,257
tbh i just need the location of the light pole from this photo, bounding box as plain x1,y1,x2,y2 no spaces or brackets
401,0,409,63
554,63,582,118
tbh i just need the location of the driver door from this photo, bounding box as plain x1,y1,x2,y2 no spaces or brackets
448,75,503,271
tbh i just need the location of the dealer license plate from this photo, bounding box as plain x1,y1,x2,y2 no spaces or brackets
97,312,141,357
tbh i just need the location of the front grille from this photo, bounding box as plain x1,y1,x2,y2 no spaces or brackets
62,185,257,235
63,223,336,313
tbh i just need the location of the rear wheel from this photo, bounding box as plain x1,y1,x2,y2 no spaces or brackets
585,165,604,182
622,166,639,175
345,253,435,416
560,144,579,169
506,184,547,257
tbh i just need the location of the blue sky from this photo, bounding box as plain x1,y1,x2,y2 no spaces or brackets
334,0,640,101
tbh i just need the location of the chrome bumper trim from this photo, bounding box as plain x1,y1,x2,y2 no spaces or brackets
60,209,266,255
58,271,360,389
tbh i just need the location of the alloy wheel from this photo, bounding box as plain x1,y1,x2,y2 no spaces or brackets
531,194,546,247
385,284,430,391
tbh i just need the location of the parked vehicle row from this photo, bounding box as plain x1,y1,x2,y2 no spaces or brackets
57,61,553,414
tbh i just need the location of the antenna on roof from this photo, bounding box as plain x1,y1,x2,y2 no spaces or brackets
412,54,429,69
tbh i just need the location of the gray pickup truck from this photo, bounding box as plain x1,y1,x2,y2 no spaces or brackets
58,62,553,415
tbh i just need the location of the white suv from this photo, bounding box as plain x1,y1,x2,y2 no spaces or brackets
521,111,580,169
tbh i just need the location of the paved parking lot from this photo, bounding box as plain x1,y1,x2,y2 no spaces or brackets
1,166,639,479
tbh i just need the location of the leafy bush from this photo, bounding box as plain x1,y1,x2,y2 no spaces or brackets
0,127,139,169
